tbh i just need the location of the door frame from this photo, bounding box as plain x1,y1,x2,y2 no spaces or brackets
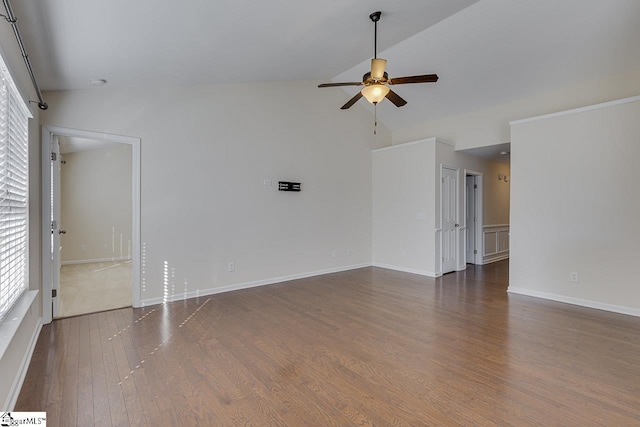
51,135,61,317
41,126,141,324
464,170,483,265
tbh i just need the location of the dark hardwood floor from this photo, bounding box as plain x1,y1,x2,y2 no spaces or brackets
16,261,640,426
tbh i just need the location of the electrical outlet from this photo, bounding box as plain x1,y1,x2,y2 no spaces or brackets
570,272,579,283
80,244,86,251
331,250,337,258
347,250,352,257
228,262,235,272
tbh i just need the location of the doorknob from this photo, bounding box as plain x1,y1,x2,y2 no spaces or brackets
455,224,460,228
59,229,66,235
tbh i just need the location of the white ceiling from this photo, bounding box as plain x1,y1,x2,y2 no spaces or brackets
12,0,478,89
460,142,510,164
10,0,640,140
336,0,640,129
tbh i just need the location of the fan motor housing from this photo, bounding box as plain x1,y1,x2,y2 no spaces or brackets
363,71,388,85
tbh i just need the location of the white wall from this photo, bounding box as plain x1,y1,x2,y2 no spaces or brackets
393,68,640,150
42,82,391,305
509,96,640,316
0,27,43,408
482,161,511,226
60,144,132,263
372,140,437,276
372,138,511,277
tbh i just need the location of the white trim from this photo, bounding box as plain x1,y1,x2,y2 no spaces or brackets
372,263,440,278
484,242,509,255
463,170,483,265
61,257,132,266
434,229,442,276
372,137,453,153
3,315,42,410
510,95,640,125
483,223,510,228
483,247,509,257
482,225,509,263
0,290,38,361
42,126,142,145
41,133,51,323
0,291,41,410
42,126,142,324
507,287,640,318
141,263,372,307
480,253,509,265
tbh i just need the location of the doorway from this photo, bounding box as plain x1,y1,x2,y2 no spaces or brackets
464,171,483,265
42,126,141,324
58,137,133,317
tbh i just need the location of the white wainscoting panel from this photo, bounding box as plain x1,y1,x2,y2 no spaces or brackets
483,224,509,264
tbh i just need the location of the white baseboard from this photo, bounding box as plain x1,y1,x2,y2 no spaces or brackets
4,317,42,410
507,287,640,318
62,257,131,265
372,263,439,278
141,263,372,307
480,253,509,265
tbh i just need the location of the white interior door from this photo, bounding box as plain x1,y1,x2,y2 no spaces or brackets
466,175,477,264
51,137,61,317
441,167,458,274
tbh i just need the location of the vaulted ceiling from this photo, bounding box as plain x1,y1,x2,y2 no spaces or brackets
9,0,640,134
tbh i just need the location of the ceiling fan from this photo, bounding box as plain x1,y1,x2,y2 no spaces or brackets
318,11,438,110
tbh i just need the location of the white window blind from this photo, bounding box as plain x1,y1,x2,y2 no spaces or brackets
0,57,31,324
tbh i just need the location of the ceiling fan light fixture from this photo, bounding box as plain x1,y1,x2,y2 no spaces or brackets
371,58,387,80
317,10,437,112
361,84,390,104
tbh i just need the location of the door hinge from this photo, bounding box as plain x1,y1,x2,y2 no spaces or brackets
51,152,57,161
474,184,477,189
52,289,57,298
474,250,477,254
51,220,57,233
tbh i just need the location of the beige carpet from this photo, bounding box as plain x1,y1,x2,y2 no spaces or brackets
57,260,132,318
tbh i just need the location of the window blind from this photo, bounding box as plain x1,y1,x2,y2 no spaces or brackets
0,58,31,324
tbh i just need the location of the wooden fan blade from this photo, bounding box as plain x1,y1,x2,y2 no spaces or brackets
385,89,407,107
341,92,363,109
388,74,439,85
318,82,363,88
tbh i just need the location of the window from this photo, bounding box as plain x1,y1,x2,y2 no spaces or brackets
0,54,31,324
